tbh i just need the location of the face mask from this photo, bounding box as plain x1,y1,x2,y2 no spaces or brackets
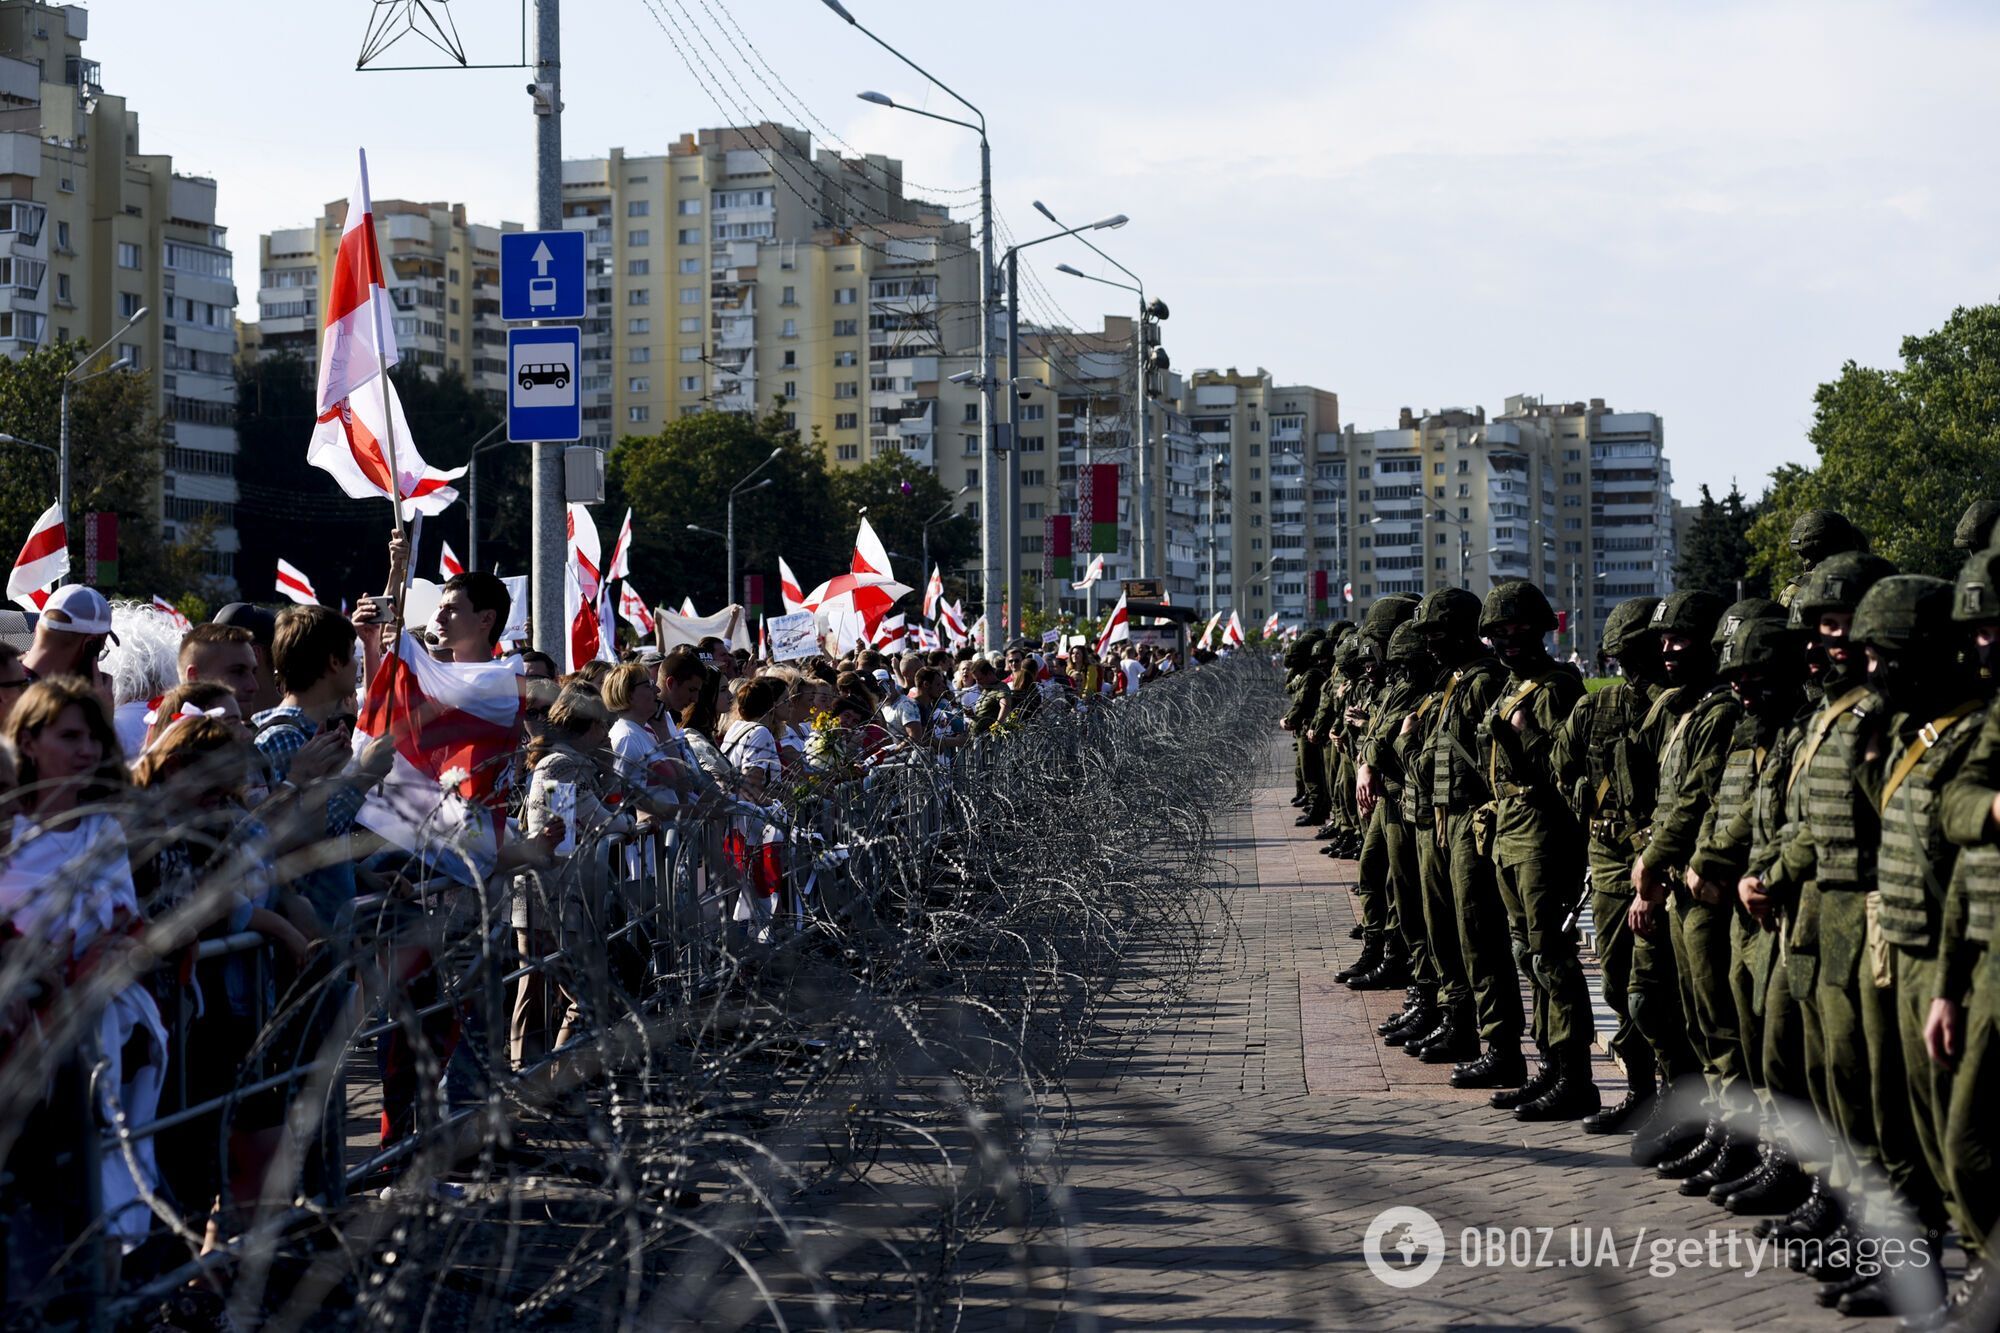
1487,630,1542,668
1868,651,1924,707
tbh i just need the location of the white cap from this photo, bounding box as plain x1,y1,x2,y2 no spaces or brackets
40,584,117,640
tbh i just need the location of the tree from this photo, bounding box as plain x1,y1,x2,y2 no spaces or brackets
828,451,977,595
0,341,177,595
605,408,845,617
1747,301,2000,586
1673,483,1766,600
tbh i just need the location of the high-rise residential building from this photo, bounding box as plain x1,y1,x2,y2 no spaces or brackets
0,1,242,586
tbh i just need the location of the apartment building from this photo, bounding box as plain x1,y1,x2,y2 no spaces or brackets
0,1,242,586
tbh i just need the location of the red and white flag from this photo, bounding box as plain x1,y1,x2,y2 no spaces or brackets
617,581,655,641
1197,612,1222,652
7,499,66,613
1262,611,1282,638
1224,610,1245,647
872,612,907,654
1070,553,1106,591
309,373,464,519
853,515,894,579
939,598,968,647
440,539,465,579
922,564,944,620
678,595,697,617
149,595,192,632
970,614,987,648
756,617,769,661
318,148,400,414
778,557,808,615
275,558,319,607
1095,593,1130,655
1342,581,1355,605
352,630,525,880
606,507,633,581
564,503,603,672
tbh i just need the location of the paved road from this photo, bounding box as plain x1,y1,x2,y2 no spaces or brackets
957,738,1875,1332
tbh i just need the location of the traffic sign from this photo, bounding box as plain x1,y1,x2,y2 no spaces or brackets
507,326,583,442
500,229,586,321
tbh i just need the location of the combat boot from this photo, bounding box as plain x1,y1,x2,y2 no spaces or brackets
1896,1262,1989,1333
1294,811,1318,826
1653,1120,1726,1180
1379,986,1436,1041
1678,1131,1759,1197
1449,1040,1526,1089
1347,939,1408,990
1766,1178,1841,1242
1315,822,1340,840
1722,1145,1809,1214
1707,1140,1777,1203
1490,1048,1557,1110
1582,1068,1655,1134
1414,1009,1481,1063
1513,1045,1602,1122
1629,1081,1707,1167
1334,935,1383,984
1838,1237,1947,1318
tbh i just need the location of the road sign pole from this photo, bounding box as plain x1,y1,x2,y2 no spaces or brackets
530,0,565,661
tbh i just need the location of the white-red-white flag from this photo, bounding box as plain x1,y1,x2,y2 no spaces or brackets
970,613,987,648
1224,610,1245,647
1262,611,1282,638
1095,593,1131,655
617,581,655,641
872,612,907,654
564,503,602,672
922,565,944,620
1070,553,1106,591
352,630,524,881
1342,581,1355,604
318,148,400,414
7,499,66,613
149,595,192,632
308,373,464,519
1197,612,1221,652
757,617,769,661
853,515,894,579
275,559,319,607
440,539,465,579
939,598,968,647
606,507,633,581
778,557,808,615
675,595,694,618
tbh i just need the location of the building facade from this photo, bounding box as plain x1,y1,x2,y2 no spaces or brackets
0,1,241,586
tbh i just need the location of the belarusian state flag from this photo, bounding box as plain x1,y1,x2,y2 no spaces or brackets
275,558,319,607
352,630,524,882
7,499,66,613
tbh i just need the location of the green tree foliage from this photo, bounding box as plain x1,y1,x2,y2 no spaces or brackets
1673,483,1767,599
1748,302,2000,586
828,450,977,593
605,408,844,616
0,341,178,594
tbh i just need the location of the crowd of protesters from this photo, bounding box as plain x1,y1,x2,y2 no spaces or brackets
0,546,1207,1321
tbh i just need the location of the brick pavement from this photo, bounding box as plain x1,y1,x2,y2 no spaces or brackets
959,737,1877,1332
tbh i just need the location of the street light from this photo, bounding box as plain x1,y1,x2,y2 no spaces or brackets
998,211,1129,638
1044,203,1163,584
726,448,781,607
920,484,973,587
461,421,509,572
823,0,1002,646
60,309,148,581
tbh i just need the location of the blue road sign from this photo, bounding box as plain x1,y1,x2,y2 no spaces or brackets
500,229,586,321
507,326,583,442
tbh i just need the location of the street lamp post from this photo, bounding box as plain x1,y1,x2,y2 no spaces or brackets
462,420,508,572
727,448,782,608
60,309,148,581
824,0,1002,646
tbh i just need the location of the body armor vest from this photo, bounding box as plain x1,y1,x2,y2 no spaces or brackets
1787,687,1877,889
1424,657,1506,810
1878,705,1984,951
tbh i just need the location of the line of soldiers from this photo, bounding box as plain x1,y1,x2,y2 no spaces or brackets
1280,502,2000,1328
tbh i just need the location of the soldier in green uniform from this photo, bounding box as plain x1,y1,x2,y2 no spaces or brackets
1411,588,1524,1084
1551,595,1698,1133
1347,595,1422,991
1479,581,1596,1120
1377,620,1449,1043
1821,575,1974,1318
1281,629,1320,806
1282,632,1331,826
1776,509,1869,612
1312,633,1364,856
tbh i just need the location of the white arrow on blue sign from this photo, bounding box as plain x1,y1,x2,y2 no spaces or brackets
500,230,586,321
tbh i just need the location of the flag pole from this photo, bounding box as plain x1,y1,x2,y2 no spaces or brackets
359,149,409,556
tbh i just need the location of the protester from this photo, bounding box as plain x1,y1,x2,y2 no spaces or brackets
0,643,26,733
212,604,282,714
178,624,261,714
20,585,116,685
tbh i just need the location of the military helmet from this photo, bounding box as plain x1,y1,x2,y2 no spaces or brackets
1334,633,1365,674
1718,618,1804,677
1386,620,1429,665
1480,579,1557,636
1954,500,2000,552
1600,596,1661,658
1953,547,2000,624
1710,597,1783,650
1415,587,1483,639
1312,634,1338,664
1647,590,1727,644
1791,551,1898,627
1852,575,1954,653
1788,509,1866,567
1361,593,1420,645
1327,620,1358,641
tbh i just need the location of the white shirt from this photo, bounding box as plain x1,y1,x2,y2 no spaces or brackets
0,813,141,953
1120,660,1143,694
608,716,681,804
113,700,152,759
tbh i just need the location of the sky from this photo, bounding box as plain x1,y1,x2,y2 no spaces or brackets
83,0,2000,498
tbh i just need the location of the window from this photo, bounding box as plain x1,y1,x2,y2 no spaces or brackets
1024,503,1043,521
627,200,650,217
118,342,140,370
55,272,70,302
1564,517,1583,531
1565,541,1583,554
678,316,699,333
118,291,142,317
677,228,699,245
1436,532,1447,546
1250,418,1260,432
837,444,859,461
781,318,797,337
116,242,142,269
781,286,796,305
1021,469,1044,487
678,258,699,274
965,469,980,486
627,289,650,306
782,350,796,366
1021,535,1043,555
833,287,857,305
679,287,699,304
627,229,649,247
1435,557,1447,570
963,436,979,456
1434,485,1445,498
1019,435,1044,453
834,381,858,399
1565,449,1581,461
1458,459,1470,474
629,406,650,422
628,317,650,334
833,319,857,337
677,199,702,215
1020,403,1045,421
680,346,700,362
834,350,857,366
680,375,702,391
783,380,796,397
1250,468,1262,480
1564,495,1581,508
628,377,649,393
1434,461,1445,473
627,259,650,275
1564,471,1582,485
629,346,651,363
835,412,858,430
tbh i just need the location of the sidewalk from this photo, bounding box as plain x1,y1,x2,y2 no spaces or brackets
960,737,1864,1331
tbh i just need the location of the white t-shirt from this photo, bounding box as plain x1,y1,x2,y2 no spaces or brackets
883,695,922,736
113,700,153,759
0,813,142,952
608,717,681,804
1120,660,1144,694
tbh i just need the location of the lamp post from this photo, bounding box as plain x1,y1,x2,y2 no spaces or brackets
60,308,147,581
1206,451,1224,621
1045,206,1163,581
462,420,508,572
823,1,1002,653
727,447,782,608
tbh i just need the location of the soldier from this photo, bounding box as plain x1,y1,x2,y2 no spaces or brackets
1346,595,1422,991
1281,629,1321,806
1777,508,1868,610
1376,620,1450,1043
1410,587,1523,1084
1479,580,1595,1121
1952,497,2000,553
1551,595,1699,1133
1282,632,1331,827
1311,633,1365,856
